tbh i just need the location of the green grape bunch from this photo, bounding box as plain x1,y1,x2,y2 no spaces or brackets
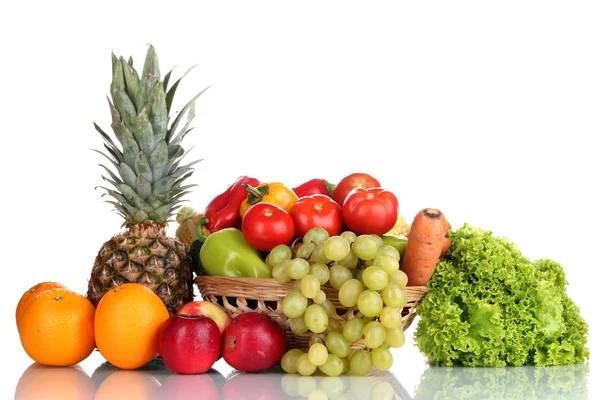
267,227,410,377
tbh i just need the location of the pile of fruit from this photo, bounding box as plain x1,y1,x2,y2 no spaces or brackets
17,45,446,379
17,44,587,384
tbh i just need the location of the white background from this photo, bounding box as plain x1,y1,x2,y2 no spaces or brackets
1,1,598,398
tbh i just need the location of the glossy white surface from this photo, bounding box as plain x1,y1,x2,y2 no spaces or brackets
2,1,599,399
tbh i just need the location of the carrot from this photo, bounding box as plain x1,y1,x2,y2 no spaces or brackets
400,208,447,286
440,216,452,258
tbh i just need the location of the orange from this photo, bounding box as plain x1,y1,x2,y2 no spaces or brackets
14,362,95,400
94,369,161,400
94,283,170,370
16,281,66,330
19,288,96,367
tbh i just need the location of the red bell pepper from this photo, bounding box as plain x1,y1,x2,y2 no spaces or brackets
292,178,336,198
202,175,260,236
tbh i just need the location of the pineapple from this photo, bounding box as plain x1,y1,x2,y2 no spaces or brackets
86,45,208,315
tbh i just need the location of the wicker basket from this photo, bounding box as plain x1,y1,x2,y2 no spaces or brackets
195,276,428,351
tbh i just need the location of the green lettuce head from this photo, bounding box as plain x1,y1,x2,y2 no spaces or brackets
414,223,590,367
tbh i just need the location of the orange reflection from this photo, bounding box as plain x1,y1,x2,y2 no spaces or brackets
15,362,95,400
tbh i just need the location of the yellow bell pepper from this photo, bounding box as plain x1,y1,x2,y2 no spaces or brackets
239,182,298,217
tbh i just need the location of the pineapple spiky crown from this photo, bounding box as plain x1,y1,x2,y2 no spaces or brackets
94,45,208,226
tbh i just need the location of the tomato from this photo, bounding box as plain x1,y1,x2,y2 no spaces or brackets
332,172,381,206
241,203,295,252
289,194,344,238
342,187,399,236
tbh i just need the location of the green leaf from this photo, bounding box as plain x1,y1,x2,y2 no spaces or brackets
135,175,152,200
133,209,150,223
133,152,153,183
117,163,137,188
136,45,160,113
146,81,168,143
146,194,165,209
121,56,140,105
99,164,122,186
91,149,118,169
165,64,198,116
148,139,168,180
112,90,137,127
152,176,176,195
118,124,140,168
100,187,140,216
131,108,154,156
166,85,210,142
163,69,173,94
117,183,154,213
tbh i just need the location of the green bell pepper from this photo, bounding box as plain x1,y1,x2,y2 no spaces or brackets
199,227,272,278
382,234,408,263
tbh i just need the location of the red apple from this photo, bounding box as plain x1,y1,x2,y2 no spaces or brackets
221,312,287,373
159,370,223,400
158,314,221,374
177,300,232,335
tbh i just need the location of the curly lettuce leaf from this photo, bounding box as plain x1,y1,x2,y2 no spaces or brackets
414,224,589,367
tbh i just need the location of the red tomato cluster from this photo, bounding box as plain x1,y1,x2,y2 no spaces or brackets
241,172,399,252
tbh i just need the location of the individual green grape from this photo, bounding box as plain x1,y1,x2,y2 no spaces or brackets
296,353,318,376
372,382,394,400
324,318,343,334
267,244,293,267
304,304,329,333
318,353,344,377
362,265,389,291
340,230,357,245
309,263,330,285
352,235,379,260
356,269,364,283
280,348,304,373
391,269,409,287
329,264,353,290
385,327,406,348
318,376,345,397
381,282,408,307
325,331,351,358
304,227,330,244
379,306,402,329
343,317,366,342
272,262,292,283
287,258,311,280
357,289,384,317
310,243,332,264
321,299,336,318
313,289,327,304
307,389,328,400
323,236,351,261
349,349,373,376
337,248,359,269
296,242,316,259
362,321,386,348
373,253,400,277
372,346,394,371
376,244,400,262
341,356,351,375
301,274,321,299
370,234,384,246
282,290,308,318
307,342,328,366
290,315,309,334
338,279,364,307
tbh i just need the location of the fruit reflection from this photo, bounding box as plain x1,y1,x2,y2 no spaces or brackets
223,369,285,400
15,362,95,400
93,364,162,400
158,369,224,400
